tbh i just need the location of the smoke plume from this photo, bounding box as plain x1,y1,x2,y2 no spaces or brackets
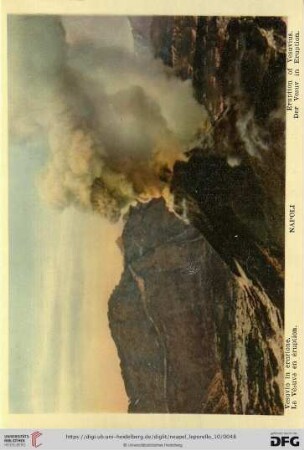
9,16,206,221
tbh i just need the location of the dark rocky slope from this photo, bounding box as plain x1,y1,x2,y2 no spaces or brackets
107,17,285,414
109,199,283,414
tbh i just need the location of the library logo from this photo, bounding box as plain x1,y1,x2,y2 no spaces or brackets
31,431,42,448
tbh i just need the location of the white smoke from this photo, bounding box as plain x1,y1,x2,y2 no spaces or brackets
236,109,268,159
9,16,207,220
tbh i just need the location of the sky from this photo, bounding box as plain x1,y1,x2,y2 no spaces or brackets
10,144,128,412
8,15,136,413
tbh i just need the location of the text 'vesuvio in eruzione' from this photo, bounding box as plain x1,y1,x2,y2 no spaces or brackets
285,326,298,410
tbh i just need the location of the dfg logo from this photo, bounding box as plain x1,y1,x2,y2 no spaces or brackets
270,435,300,447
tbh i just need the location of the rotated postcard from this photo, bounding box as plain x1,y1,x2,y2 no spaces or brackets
0,0,303,449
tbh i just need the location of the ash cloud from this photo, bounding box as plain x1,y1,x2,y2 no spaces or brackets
9,16,206,221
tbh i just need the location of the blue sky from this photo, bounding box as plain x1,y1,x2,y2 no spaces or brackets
9,136,48,411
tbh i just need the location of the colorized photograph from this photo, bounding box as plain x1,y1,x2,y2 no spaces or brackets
8,15,285,414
